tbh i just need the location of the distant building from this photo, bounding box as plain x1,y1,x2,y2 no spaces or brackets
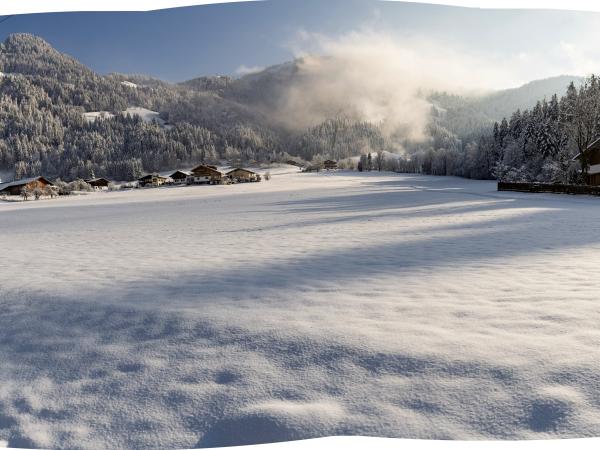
302,165,321,173
575,138,600,185
188,165,226,184
286,160,304,168
138,173,168,187
324,160,338,170
226,168,261,183
169,170,191,185
0,176,53,196
85,177,111,190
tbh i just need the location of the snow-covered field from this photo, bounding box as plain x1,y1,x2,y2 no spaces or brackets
83,107,171,128
1,170,600,449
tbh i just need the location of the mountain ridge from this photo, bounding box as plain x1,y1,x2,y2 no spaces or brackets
0,33,587,181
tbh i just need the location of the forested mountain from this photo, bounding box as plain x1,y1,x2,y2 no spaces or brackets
0,33,585,182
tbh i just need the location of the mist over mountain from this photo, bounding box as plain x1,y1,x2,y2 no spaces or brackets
0,33,583,182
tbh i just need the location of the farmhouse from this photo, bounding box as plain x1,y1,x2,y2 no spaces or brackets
227,168,261,182
302,165,321,173
188,165,226,184
138,173,169,187
324,160,338,170
576,138,600,185
85,177,111,190
0,176,53,196
169,170,191,185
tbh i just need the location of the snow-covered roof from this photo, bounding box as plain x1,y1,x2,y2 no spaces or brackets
0,176,52,190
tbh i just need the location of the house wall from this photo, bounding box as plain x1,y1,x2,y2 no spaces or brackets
229,170,257,180
588,173,600,186
190,168,223,183
2,179,50,195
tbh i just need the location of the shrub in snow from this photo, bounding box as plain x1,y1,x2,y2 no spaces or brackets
69,179,93,192
43,185,58,199
264,171,271,181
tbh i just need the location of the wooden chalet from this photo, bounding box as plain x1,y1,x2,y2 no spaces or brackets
324,160,338,170
138,173,168,187
302,165,321,173
576,137,600,185
227,168,261,182
85,177,111,190
0,176,53,196
188,165,226,184
169,170,191,185
286,160,304,168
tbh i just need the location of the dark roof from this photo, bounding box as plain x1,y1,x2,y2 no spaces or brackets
169,170,191,177
190,165,223,175
138,173,168,181
0,176,53,191
588,136,600,151
574,136,600,160
85,177,110,183
226,168,258,175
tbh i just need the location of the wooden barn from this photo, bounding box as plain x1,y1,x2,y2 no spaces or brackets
138,173,168,187
85,177,111,190
169,170,191,185
576,137,600,185
227,168,261,183
324,160,338,170
188,165,226,184
0,176,53,196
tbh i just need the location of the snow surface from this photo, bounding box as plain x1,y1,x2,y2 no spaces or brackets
120,81,138,88
1,171,600,448
82,111,115,122
83,107,171,129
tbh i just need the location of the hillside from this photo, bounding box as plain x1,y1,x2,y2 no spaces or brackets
0,33,585,182
429,75,583,136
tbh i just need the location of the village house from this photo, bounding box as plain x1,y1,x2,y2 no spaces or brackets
302,165,321,173
286,160,304,168
187,165,227,185
85,177,111,191
227,168,261,183
0,176,53,196
324,160,338,170
138,173,169,187
169,170,191,185
576,137,600,185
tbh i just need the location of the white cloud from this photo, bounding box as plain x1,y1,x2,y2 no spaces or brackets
272,29,519,140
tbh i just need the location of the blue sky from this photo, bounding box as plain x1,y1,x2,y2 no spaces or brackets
1,0,600,86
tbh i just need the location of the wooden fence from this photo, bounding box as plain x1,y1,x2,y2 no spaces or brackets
497,182,600,195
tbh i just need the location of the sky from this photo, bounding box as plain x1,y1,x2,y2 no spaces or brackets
1,0,600,87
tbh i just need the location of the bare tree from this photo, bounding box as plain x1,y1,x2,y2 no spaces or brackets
376,152,385,171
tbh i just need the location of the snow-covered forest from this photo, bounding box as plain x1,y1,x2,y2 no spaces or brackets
0,33,587,183
401,77,600,184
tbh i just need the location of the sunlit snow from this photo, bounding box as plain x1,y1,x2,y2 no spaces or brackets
1,170,600,448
